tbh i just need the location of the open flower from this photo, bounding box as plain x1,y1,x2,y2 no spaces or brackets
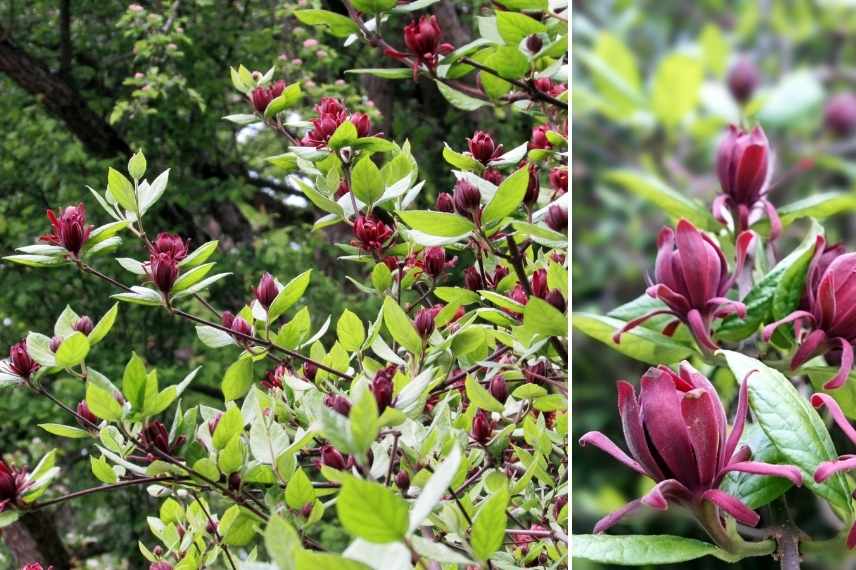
353,215,394,256
40,203,92,256
613,219,753,352
250,80,286,114
713,125,779,239
301,97,350,148
762,237,856,389
150,232,188,260
467,131,503,165
1,341,39,382
810,393,856,548
579,363,802,534
386,15,454,79
0,459,31,512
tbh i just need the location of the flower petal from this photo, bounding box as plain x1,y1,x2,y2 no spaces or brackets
810,393,856,445
617,381,665,480
719,461,803,487
612,309,677,344
675,220,720,308
593,499,643,534
722,373,752,469
687,308,718,351
814,456,856,482
579,431,647,476
681,388,721,486
702,489,760,526
790,329,828,371
823,338,854,390
761,310,815,342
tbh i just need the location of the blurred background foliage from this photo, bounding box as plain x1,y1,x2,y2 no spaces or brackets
0,0,536,566
573,0,856,568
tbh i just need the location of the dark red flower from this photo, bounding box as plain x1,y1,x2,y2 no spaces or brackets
525,34,543,53
489,376,508,403
149,563,173,570
435,192,454,213
509,283,529,307
21,564,53,570
6,341,38,380
580,363,802,534
353,215,394,255
76,400,99,426
349,112,372,138
467,131,503,165
613,219,753,352
399,15,454,76
250,80,286,114
221,311,253,340
150,232,188,260
260,365,285,391
371,365,396,413
713,125,778,238
0,459,30,512
471,409,494,444
50,336,62,353
320,444,347,470
549,167,568,196
483,168,504,186
524,361,548,384
40,203,92,256
395,470,410,491
545,204,567,233
324,394,352,416
301,97,349,148
523,163,540,206
531,268,548,299
149,252,179,293
825,93,856,138
464,267,484,291
423,247,450,278
303,361,318,382
73,316,94,336
453,179,481,217
512,524,548,552
255,273,279,309
726,58,759,104
414,308,436,338
546,289,566,313
141,421,176,457
529,125,552,150
763,237,856,389
335,180,350,200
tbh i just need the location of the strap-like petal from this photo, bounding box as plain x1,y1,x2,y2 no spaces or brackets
612,309,677,344
761,310,814,342
814,456,856,483
811,393,856,445
719,461,803,487
579,431,647,476
702,489,760,526
823,338,854,390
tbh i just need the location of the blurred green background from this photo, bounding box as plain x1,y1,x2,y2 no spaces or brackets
0,1,536,567
573,1,856,568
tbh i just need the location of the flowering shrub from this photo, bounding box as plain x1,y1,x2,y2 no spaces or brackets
0,1,568,569
574,19,856,566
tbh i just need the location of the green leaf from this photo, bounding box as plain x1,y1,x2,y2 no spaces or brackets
295,551,372,570
107,167,137,212
336,477,409,543
86,381,123,421
294,9,360,38
285,468,316,509
522,297,567,337
465,375,504,413
451,326,487,356
129,150,147,180
605,169,716,229
55,332,90,367
3,254,66,267
759,70,824,126
180,240,219,267
397,211,474,237
409,445,461,531
213,405,244,450
328,120,358,150
722,351,854,515
573,534,740,565
699,24,729,77
382,296,422,355
346,68,412,79
470,488,509,560
266,515,301,570
222,358,254,401
218,434,244,474
351,157,384,205
88,303,119,344
268,270,312,323
755,192,856,233
349,390,379,456
577,33,643,118
720,423,793,509
572,313,696,364
264,83,303,117
495,11,545,44
39,423,90,438
122,352,149,411
91,455,118,484
486,46,529,80
651,53,703,127
434,81,490,111
442,144,483,172
349,0,397,14
482,166,529,226
371,262,392,293
172,262,215,293
0,511,20,529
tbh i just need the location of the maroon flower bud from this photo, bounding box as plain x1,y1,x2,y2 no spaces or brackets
0,459,30,511
149,252,179,294
228,472,242,490
7,341,38,379
531,268,548,299
509,283,528,307
493,266,510,287
255,273,279,309
76,400,99,426
301,97,349,147
464,267,483,291
250,80,286,114
545,204,567,233
524,361,547,384
324,394,352,416
423,247,446,278
529,125,552,150
435,192,454,213
150,232,188,260
467,131,503,164
208,413,222,434
383,256,400,271
395,470,410,491
402,15,452,73
523,163,540,206
152,546,163,557
141,421,172,455
149,563,173,570
371,366,396,413
471,409,493,444
41,203,92,256
349,113,372,138
614,220,753,353
335,180,350,200
546,289,566,313
261,366,285,391
72,316,94,336
554,494,568,518
316,97,347,117
482,168,504,186
221,310,235,329
549,167,568,195
49,336,63,353
230,316,252,339
727,58,759,104
580,363,803,534
825,93,856,138
414,308,436,339
320,444,347,470
489,376,508,403
525,34,543,53
453,180,481,216
206,518,218,535
353,215,394,255
300,502,314,518
303,361,318,382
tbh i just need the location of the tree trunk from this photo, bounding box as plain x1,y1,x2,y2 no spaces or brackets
4,511,72,570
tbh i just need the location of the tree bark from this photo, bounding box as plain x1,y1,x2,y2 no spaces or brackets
4,511,72,570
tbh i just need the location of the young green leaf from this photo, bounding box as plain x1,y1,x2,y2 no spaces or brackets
350,157,385,205
470,488,509,560
222,358,254,401
382,296,422,356
481,166,529,226
573,534,738,565
268,270,312,323
336,477,409,543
